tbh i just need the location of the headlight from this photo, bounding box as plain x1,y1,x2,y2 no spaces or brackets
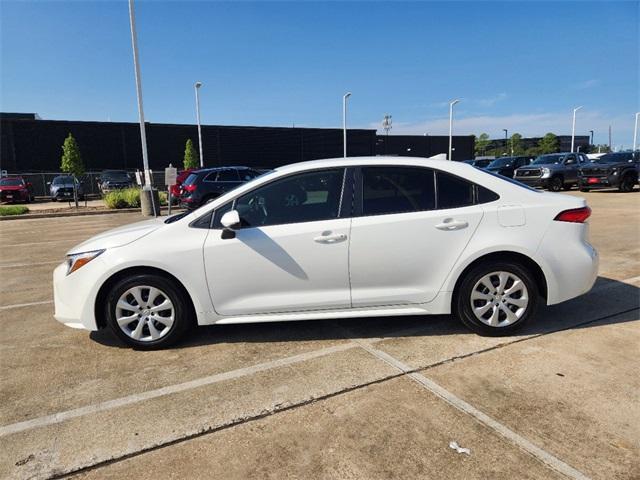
541,167,551,178
66,250,105,275
611,168,619,175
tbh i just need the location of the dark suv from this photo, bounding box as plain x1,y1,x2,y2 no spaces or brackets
513,152,589,191
179,166,264,208
98,170,134,193
578,151,639,192
484,156,534,178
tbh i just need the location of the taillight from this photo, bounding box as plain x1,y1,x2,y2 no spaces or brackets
183,184,196,193
554,206,591,223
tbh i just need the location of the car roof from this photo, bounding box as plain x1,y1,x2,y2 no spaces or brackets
193,166,251,174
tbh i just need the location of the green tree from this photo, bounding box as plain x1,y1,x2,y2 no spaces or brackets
60,133,84,207
183,139,199,170
510,133,524,155
538,133,560,154
474,133,490,156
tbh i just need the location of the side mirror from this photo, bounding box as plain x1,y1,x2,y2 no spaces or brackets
220,210,241,230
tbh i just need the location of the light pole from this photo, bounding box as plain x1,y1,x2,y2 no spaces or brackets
503,129,508,156
571,106,583,153
194,81,204,168
633,112,640,152
127,0,151,188
343,92,351,158
448,99,460,160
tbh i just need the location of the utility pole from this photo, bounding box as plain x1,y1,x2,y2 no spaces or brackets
609,125,612,152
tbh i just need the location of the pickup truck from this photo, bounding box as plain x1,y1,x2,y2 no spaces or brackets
578,151,639,192
513,152,589,191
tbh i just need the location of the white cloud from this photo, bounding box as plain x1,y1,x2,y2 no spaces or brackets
574,79,600,89
475,93,508,107
366,110,635,147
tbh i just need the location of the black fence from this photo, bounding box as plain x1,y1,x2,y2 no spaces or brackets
0,118,474,173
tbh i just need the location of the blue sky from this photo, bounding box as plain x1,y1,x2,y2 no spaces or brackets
1,1,638,147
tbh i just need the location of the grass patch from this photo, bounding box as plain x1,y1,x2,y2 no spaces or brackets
104,188,168,209
0,205,29,216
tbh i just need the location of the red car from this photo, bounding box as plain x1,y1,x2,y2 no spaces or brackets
0,177,34,203
170,169,194,198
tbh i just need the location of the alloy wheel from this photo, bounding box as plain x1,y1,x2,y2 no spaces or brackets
115,285,175,342
469,271,529,327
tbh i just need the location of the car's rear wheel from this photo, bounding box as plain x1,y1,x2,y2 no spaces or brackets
548,177,563,192
454,261,539,336
105,273,191,349
618,173,636,192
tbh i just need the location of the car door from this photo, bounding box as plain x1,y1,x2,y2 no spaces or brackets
348,166,484,307
563,154,579,183
203,168,352,316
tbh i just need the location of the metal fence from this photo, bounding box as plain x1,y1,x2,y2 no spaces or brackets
3,171,170,197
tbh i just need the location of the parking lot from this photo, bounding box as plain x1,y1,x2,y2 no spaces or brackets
0,190,638,480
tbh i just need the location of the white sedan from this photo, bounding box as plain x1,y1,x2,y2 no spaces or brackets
53,157,598,349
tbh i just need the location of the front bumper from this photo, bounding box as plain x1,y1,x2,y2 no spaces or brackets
578,174,618,189
53,260,102,331
514,176,548,188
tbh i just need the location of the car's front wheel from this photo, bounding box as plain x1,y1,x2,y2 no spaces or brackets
105,273,192,349
618,173,637,193
548,177,563,192
454,261,539,336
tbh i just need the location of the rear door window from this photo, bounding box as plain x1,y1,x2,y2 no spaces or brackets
361,167,435,216
436,172,474,209
217,169,240,182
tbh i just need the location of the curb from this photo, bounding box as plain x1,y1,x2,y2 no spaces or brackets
0,207,182,221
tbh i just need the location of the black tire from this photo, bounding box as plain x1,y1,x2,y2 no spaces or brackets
618,173,636,193
562,184,572,191
453,261,539,337
579,187,590,192
548,176,563,192
105,273,192,349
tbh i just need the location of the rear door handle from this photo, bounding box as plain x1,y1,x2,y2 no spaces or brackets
435,219,469,231
314,233,347,243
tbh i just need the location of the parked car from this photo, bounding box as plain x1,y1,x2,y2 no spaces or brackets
463,159,493,168
97,170,134,194
513,152,589,191
179,166,264,209
0,177,34,203
53,156,598,349
578,151,640,192
169,169,194,199
485,156,534,178
49,175,85,201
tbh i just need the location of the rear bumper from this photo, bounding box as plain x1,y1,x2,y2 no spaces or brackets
537,222,599,305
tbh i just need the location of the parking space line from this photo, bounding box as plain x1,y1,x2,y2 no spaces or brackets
0,260,60,269
349,337,591,480
0,342,357,438
0,300,53,310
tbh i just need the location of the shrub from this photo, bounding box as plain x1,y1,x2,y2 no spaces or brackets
0,206,29,216
104,188,168,209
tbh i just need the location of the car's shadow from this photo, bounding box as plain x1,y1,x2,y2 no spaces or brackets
90,276,639,350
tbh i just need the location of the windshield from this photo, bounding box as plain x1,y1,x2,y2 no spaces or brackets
53,176,75,185
0,178,23,186
532,154,565,165
595,153,633,163
102,171,130,181
488,157,514,168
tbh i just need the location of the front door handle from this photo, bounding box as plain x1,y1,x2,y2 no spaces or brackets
435,219,469,231
314,233,347,244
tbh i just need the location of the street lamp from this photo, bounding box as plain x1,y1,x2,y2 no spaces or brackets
127,0,151,188
633,112,640,152
503,129,508,156
343,92,351,158
194,81,204,168
448,99,460,160
571,106,583,153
